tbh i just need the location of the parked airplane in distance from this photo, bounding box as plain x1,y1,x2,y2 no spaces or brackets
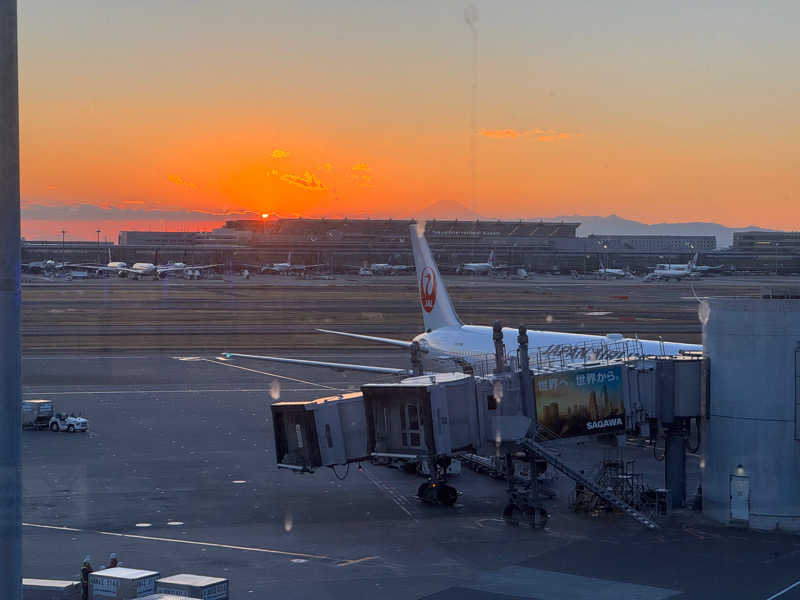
457,250,521,275
594,260,633,279
644,254,698,281
222,225,701,375
246,253,326,274
346,256,411,275
79,250,219,280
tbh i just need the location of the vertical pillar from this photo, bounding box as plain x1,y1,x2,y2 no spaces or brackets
0,1,21,599
492,320,505,372
665,423,687,508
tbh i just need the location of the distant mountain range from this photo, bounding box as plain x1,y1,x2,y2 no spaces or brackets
412,201,773,248
553,214,775,249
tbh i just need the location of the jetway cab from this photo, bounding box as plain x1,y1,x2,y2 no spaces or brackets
271,374,481,505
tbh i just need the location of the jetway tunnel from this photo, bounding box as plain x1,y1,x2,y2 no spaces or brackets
270,332,707,526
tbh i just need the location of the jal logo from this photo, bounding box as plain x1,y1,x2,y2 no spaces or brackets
420,266,437,313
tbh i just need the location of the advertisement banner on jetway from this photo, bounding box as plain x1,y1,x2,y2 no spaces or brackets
534,365,625,438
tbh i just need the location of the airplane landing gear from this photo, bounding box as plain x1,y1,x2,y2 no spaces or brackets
417,455,459,506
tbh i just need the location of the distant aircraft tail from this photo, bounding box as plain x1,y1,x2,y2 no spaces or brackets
599,258,605,271
689,253,698,270
108,247,112,263
410,223,462,331
154,248,159,265
488,250,495,265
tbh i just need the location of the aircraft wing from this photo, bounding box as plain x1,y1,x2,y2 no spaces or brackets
158,264,220,273
73,263,131,273
315,328,414,348
221,352,412,375
289,263,327,271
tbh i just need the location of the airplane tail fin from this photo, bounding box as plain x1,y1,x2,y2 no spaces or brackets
599,258,605,271
287,252,292,266
410,223,462,331
488,250,495,265
689,253,698,270
154,248,159,265
108,247,112,263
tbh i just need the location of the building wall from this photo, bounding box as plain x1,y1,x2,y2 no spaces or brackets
119,231,200,246
701,297,800,531
587,235,716,252
733,231,800,252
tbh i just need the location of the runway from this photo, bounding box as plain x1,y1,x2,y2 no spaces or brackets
21,352,800,599
22,273,796,352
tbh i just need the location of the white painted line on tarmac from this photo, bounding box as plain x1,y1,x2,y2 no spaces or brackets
765,579,800,600
22,522,373,565
198,358,343,390
359,465,418,522
22,388,349,396
23,355,154,360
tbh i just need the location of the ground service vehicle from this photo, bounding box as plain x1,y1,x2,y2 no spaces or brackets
21,399,55,430
49,412,89,433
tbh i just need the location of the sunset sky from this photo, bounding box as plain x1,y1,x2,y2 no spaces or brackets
18,0,800,239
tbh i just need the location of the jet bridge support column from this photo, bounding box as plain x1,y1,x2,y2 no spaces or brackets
664,421,687,509
410,341,423,376
0,2,21,598
493,320,506,372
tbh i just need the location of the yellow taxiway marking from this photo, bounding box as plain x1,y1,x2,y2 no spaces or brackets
23,522,373,566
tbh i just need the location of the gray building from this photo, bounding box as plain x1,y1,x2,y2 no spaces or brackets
732,231,800,252
586,235,716,252
119,231,201,246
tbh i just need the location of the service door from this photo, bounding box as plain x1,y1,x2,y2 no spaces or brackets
730,474,750,523
429,387,452,455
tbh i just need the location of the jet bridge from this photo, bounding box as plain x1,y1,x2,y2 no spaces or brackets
269,325,706,526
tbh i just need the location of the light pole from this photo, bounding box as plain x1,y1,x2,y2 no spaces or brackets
60,229,67,267
0,1,22,598
775,241,780,276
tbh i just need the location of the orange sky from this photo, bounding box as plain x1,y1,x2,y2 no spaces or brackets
18,1,800,239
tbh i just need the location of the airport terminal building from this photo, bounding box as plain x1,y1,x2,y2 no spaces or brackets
25,217,800,275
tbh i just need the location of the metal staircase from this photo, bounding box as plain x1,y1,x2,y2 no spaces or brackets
518,437,659,530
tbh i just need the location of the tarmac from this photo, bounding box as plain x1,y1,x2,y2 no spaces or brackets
21,351,800,599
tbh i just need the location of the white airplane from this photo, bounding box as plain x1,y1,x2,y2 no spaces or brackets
691,258,725,275
595,260,633,279
246,253,325,274
80,250,218,280
21,259,60,273
347,256,411,275
459,250,497,275
644,254,698,281
222,225,701,375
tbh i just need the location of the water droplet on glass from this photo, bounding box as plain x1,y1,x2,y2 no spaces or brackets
270,380,281,400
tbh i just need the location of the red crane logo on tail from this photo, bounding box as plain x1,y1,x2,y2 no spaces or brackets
420,266,437,313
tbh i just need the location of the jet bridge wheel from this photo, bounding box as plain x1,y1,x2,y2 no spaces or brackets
503,502,549,528
417,481,458,506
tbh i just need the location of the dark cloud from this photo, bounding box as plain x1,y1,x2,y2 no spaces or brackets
21,202,259,222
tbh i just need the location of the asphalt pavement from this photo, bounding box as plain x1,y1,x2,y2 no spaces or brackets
20,352,800,599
